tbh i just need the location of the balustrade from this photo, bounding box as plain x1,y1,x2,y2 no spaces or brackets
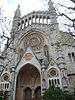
17,13,51,30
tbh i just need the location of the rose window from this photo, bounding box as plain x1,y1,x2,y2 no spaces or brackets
2,73,10,81
48,68,58,77
20,32,44,51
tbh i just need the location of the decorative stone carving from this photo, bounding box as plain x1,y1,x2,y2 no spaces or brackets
24,53,32,61
1,73,10,82
20,32,44,52
50,60,54,66
48,68,58,77
60,31,74,45
24,32,44,51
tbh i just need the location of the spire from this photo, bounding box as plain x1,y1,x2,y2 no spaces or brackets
48,0,55,12
14,5,21,19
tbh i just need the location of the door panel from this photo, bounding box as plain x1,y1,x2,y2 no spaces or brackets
24,87,32,100
34,87,41,100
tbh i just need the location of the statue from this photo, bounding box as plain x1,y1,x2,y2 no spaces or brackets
14,5,21,19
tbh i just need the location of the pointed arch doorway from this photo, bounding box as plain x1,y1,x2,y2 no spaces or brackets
15,64,41,100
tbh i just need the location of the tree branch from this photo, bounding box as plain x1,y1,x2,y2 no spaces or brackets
70,0,75,3
58,3,75,11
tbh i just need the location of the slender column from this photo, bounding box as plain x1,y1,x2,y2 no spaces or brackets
42,18,44,24
41,64,47,96
39,16,40,23
47,17,48,24
32,87,35,100
24,20,26,28
35,16,36,23
31,17,33,24
57,46,68,91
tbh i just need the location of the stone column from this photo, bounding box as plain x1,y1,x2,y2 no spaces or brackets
57,46,68,91
41,64,47,96
32,87,35,100
10,67,16,100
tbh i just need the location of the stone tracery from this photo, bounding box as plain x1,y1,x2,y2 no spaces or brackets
48,68,58,77
19,32,45,52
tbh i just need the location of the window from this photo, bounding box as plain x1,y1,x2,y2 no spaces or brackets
7,83,9,89
68,53,71,61
50,69,57,76
48,68,58,77
18,22,21,30
68,52,75,61
48,78,60,86
49,80,51,85
52,79,54,85
48,68,60,87
47,16,51,24
21,20,24,29
36,16,39,23
55,79,57,84
29,17,31,25
40,16,42,23
25,19,28,27
32,15,35,23
43,16,47,24
57,79,60,85
72,52,75,61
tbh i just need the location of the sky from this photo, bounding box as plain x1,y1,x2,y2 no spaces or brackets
0,0,75,29
0,0,75,18
0,0,75,52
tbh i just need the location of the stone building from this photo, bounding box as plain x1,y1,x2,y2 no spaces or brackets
0,0,75,100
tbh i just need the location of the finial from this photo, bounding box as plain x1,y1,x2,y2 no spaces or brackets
48,0,55,11
14,5,21,19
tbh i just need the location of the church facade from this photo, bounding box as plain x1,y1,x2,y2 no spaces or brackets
0,0,75,100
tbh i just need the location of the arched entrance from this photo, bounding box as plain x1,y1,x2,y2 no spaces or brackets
15,64,41,100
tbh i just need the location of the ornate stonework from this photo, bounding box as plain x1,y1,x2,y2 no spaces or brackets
24,53,32,61
1,73,10,82
20,32,44,52
48,68,58,77
0,1,75,100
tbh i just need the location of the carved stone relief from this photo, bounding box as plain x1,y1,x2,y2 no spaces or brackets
19,32,45,52
48,68,58,78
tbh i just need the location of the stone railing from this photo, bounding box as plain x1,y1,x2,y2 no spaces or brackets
17,11,51,30
0,82,10,91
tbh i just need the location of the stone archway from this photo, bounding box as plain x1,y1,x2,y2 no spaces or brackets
15,64,41,100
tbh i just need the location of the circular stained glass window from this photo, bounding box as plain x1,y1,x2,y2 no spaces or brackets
50,69,56,76
20,32,44,52
2,73,10,81
48,68,58,77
